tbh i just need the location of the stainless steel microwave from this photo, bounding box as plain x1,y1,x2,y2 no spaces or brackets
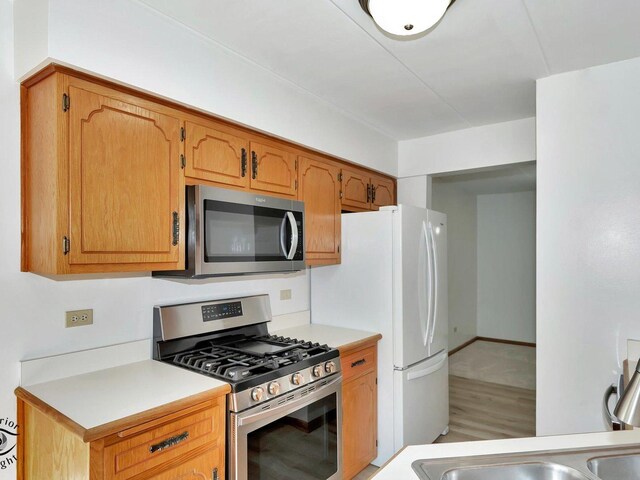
154,186,305,278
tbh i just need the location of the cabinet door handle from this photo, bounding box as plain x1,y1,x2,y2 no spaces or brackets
367,184,372,203
212,467,219,480
172,211,179,246
351,358,366,368
251,151,258,179
149,431,189,453
372,185,377,203
241,148,247,177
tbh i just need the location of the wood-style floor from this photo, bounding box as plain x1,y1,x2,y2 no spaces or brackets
435,375,536,443
354,375,536,479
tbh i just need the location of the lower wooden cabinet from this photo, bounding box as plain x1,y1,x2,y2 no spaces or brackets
16,393,226,480
340,340,380,480
147,449,220,480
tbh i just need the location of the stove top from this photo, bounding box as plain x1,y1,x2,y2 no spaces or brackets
153,296,341,399
169,334,337,390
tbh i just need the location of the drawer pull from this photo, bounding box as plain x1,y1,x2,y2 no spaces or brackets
351,358,367,368
149,431,189,453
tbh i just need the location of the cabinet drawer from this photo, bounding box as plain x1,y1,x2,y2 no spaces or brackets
341,346,376,382
104,400,223,480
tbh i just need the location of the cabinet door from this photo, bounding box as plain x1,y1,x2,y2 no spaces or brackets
341,167,371,211
343,371,377,480
67,79,184,269
148,449,221,480
249,141,297,197
298,156,341,265
371,175,395,209
184,120,249,188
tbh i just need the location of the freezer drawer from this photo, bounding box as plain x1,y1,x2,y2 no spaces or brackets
393,351,449,450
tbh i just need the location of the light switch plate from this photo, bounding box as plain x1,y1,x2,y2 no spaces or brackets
66,309,94,328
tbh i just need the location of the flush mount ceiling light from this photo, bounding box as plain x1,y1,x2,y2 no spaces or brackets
359,0,454,36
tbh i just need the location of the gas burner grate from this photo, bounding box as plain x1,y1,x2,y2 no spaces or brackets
168,335,335,384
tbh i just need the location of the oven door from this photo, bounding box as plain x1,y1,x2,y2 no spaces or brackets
195,186,305,276
230,376,342,480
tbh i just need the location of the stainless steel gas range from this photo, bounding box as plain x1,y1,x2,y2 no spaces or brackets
153,295,343,480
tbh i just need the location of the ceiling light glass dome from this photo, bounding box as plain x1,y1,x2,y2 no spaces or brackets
364,0,451,36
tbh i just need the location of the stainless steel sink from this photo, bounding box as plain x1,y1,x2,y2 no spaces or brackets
412,446,640,480
587,454,640,480
441,462,592,480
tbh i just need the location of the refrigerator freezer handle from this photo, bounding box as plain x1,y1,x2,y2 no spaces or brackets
406,353,447,381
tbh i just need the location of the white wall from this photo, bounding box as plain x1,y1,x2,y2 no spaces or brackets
537,56,640,435
432,182,478,350
397,175,431,209
14,0,397,176
398,117,536,177
477,191,536,344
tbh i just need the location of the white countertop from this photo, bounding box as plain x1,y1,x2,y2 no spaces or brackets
373,430,640,478
272,323,380,350
22,360,229,431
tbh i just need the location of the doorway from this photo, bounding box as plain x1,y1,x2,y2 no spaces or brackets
430,162,536,442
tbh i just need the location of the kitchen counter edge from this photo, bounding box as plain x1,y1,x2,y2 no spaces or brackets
372,429,640,479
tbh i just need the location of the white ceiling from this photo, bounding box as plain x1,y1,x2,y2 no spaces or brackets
139,0,640,140
433,162,536,195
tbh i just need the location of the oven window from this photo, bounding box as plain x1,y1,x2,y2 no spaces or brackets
247,394,338,480
204,200,291,262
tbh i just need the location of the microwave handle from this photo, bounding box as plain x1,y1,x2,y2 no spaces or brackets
279,215,288,258
286,211,298,260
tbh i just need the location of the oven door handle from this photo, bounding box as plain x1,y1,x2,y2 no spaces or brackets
236,375,342,427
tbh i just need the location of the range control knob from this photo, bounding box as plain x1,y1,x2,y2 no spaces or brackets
251,387,265,402
291,372,304,385
324,361,337,374
312,365,323,378
267,381,281,396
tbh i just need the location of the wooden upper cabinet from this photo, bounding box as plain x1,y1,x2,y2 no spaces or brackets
67,79,184,268
184,119,249,189
249,141,297,197
341,167,371,211
342,167,396,212
22,71,185,274
371,174,395,209
298,156,341,265
69,78,184,264
21,64,397,275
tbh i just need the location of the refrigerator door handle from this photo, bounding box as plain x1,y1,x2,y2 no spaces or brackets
406,352,447,381
418,222,431,347
428,222,438,346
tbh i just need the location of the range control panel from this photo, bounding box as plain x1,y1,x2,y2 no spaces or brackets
202,301,243,322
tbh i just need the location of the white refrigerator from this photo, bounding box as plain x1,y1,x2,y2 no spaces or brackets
310,205,449,466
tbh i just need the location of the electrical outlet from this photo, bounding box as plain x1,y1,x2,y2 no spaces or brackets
453,327,458,333
66,309,93,328
280,289,292,301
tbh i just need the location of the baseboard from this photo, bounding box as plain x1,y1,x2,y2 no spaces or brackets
449,337,479,356
449,336,536,356
477,336,536,348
